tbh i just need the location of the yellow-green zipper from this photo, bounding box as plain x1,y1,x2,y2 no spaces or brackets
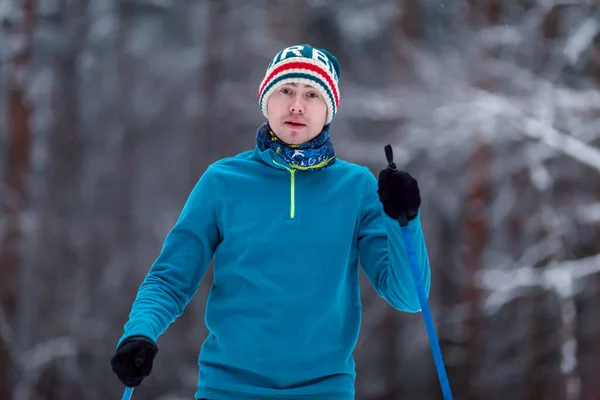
272,159,296,219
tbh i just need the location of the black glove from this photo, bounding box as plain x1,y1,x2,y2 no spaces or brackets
377,145,421,221
111,335,158,387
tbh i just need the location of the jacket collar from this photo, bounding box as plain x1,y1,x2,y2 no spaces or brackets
254,144,291,171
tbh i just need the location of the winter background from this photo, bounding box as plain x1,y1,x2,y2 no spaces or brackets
1,0,600,399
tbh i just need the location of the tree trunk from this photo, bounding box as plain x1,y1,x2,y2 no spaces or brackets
454,139,491,400
30,0,88,396
192,0,228,181
0,0,35,397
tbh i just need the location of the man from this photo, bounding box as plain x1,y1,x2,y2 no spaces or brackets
111,44,431,400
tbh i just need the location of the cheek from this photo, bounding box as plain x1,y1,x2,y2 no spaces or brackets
267,101,284,121
313,103,327,124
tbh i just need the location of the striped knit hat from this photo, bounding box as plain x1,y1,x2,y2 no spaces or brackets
258,44,341,125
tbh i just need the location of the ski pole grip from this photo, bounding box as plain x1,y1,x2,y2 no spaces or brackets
384,144,397,171
384,144,407,225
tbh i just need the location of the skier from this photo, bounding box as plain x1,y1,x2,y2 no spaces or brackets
111,44,431,400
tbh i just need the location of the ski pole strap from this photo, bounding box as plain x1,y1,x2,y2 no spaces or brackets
399,223,454,400
122,387,134,400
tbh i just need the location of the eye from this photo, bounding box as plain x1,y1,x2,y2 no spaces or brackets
280,88,292,95
306,92,319,99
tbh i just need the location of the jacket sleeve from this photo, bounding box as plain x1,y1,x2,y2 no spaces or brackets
357,168,431,312
117,168,220,346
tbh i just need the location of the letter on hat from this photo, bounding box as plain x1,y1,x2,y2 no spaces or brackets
279,45,305,61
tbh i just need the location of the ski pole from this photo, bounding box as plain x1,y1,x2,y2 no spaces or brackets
384,144,454,400
122,387,133,400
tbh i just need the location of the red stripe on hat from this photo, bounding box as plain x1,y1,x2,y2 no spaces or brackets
259,61,339,108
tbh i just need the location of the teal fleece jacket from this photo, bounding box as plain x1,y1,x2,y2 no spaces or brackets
117,144,431,400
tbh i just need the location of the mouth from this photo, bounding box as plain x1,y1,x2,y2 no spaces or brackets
284,121,306,129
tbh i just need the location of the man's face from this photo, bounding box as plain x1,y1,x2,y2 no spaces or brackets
266,83,328,145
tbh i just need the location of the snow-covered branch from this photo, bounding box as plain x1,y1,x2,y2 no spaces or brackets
479,253,600,315
19,337,77,372
563,17,600,65
575,202,600,223
449,88,600,173
516,116,600,173
12,337,77,400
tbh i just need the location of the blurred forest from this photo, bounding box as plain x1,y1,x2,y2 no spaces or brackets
2,0,600,399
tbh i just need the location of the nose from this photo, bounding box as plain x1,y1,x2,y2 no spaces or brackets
289,95,304,114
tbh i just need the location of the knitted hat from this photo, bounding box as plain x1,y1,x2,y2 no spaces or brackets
258,44,341,125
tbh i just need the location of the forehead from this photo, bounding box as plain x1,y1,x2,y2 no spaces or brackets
282,82,316,90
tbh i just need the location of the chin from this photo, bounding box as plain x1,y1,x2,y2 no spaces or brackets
282,136,301,145
278,131,300,143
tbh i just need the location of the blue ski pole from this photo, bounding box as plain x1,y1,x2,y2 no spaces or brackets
384,144,454,400
122,387,133,400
